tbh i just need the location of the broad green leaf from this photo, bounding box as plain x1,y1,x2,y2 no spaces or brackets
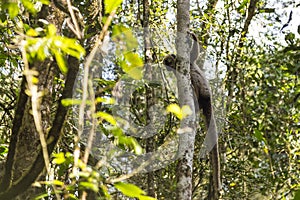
105,0,123,14
7,3,19,18
120,52,144,80
114,182,146,198
123,65,143,80
112,26,138,51
125,52,143,67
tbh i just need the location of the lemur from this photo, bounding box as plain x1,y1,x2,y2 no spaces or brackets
163,32,221,199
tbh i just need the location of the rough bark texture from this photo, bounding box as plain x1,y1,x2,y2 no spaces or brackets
175,0,196,200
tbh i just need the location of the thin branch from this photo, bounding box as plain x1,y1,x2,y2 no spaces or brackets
67,0,82,39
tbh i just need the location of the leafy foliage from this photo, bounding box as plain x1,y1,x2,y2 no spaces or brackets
0,0,299,199
114,182,156,200
25,24,85,74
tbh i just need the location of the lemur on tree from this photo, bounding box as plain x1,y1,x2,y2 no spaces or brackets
163,32,221,200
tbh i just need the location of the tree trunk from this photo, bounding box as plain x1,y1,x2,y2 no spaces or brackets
175,0,196,200
0,4,80,199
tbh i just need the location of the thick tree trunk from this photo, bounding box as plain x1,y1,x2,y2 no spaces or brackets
175,0,196,200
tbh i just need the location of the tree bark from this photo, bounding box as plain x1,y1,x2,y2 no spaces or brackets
175,0,196,200
0,4,80,199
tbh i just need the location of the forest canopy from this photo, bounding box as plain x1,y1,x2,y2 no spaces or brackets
0,0,299,199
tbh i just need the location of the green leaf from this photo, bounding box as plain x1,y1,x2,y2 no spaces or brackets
95,111,116,125
139,195,156,200
52,152,66,164
61,98,82,106
120,52,144,80
254,129,265,142
21,0,37,14
53,50,67,74
167,104,183,120
105,0,123,14
0,145,8,155
49,180,64,186
25,37,48,61
131,139,143,155
78,171,90,178
79,182,99,192
26,28,39,37
34,193,53,199
47,24,57,36
114,182,146,198
125,52,143,67
124,65,143,80
100,185,111,199
36,39,48,60
7,3,19,18
294,189,300,200
109,127,143,154
96,97,115,104
58,37,85,59
112,26,139,51
39,0,49,5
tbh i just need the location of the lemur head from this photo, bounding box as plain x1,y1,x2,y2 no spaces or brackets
163,32,200,69
163,53,176,70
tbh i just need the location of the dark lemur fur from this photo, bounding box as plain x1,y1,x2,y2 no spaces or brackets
163,32,221,199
